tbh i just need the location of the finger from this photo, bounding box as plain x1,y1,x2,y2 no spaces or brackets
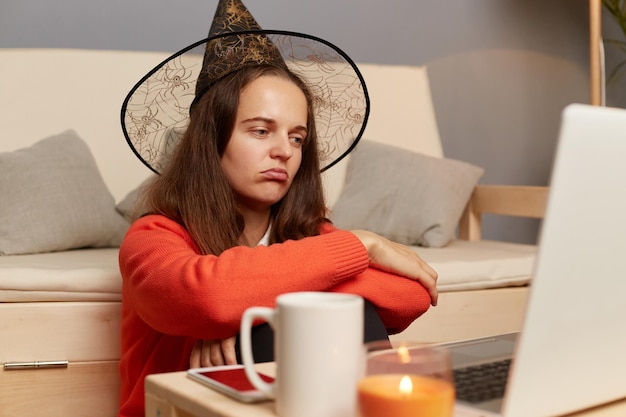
422,262,438,281
208,340,225,366
420,268,439,306
429,282,439,306
374,246,431,279
419,269,439,306
199,340,215,367
189,340,202,368
422,265,439,306
221,336,238,365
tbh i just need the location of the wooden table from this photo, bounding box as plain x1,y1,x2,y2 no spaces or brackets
145,363,276,417
145,363,626,417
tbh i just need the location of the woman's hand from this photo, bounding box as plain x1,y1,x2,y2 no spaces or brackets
189,336,238,368
351,229,439,306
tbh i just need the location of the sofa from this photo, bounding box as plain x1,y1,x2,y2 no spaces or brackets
0,48,548,417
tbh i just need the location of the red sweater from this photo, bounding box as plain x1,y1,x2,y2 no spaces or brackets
118,214,432,417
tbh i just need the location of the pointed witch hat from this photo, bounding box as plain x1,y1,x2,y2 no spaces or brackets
192,0,286,105
121,0,370,174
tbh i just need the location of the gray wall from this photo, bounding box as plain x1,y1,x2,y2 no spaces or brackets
0,0,592,244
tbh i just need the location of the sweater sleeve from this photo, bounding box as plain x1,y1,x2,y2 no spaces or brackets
328,268,432,335
119,215,370,339
319,222,432,334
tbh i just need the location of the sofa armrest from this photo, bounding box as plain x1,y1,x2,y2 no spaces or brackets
458,185,549,241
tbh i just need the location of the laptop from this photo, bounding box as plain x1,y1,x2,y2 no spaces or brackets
448,103,626,417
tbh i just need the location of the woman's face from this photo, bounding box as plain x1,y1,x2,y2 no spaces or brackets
221,75,308,212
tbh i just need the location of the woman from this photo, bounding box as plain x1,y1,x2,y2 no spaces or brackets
118,2,437,416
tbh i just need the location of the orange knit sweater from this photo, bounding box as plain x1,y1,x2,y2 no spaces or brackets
117,214,432,417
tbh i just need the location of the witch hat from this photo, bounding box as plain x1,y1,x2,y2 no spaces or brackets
121,0,369,174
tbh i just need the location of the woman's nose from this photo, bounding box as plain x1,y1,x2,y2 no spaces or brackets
270,135,293,159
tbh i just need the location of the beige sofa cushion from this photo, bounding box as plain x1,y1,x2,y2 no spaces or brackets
0,249,121,302
417,240,536,292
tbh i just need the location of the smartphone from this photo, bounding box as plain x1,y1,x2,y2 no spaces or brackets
187,364,274,403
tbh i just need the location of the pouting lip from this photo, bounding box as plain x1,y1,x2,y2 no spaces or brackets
261,168,289,181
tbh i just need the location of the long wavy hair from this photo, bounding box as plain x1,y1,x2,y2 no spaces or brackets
141,64,327,255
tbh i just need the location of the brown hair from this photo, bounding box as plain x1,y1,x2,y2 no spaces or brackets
141,64,327,255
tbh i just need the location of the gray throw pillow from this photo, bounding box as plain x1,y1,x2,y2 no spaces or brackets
330,140,484,247
116,177,153,223
0,130,130,255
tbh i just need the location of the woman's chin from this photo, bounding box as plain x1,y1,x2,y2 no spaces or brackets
238,192,288,211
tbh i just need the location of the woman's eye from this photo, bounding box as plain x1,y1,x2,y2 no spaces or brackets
290,136,304,146
253,128,268,136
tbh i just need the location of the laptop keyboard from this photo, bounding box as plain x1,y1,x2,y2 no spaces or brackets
453,358,512,404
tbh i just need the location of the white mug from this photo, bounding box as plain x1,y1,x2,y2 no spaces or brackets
240,291,364,417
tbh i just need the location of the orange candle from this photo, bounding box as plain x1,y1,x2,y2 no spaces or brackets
357,374,455,417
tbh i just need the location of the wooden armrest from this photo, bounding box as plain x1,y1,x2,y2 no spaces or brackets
458,185,549,241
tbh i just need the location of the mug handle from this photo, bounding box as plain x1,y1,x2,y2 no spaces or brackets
240,306,276,398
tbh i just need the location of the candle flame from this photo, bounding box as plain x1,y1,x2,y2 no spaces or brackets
399,375,413,394
397,346,411,363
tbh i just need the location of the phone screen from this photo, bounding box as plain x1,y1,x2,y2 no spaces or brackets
197,367,274,391
188,365,275,402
